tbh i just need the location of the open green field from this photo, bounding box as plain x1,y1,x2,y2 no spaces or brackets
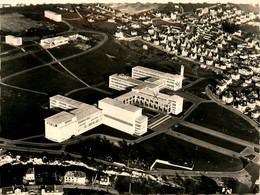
186,102,259,143
0,42,16,52
66,132,243,172
68,88,107,105
137,133,243,171
185,78,215,100
48,44,84,59
1,53,44,78
6,64,85,95
173,126,246,153
33,49,54,63
61,37,130,85
0,86,50,139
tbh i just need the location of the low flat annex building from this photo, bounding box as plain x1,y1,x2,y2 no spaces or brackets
40,36,68,48
5,35,22,46
44,10,62,22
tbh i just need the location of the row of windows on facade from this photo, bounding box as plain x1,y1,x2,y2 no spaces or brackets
111,79,137,86
103,114,134,127
79,118,101,127
123,98,173,107
46,122,57,127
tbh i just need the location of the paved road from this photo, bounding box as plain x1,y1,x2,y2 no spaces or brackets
0,82,48,95
1,18,259,184
182,77,205,90
166,129,246,159
181,121,260,150
2,29,108,82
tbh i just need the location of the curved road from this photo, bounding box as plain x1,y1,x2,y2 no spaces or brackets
0,18,259,186
205,85,260,131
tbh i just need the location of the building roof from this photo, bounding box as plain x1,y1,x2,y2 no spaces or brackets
99,97,141,113
133,83,159,91
111,74,144,86
133,66,182,80
65,171,86,178
115,91,136,102
44,185,63,192
26,167,34,175
50,94,84,108
45,111,75,125
135,115,148,122
71,105,101,121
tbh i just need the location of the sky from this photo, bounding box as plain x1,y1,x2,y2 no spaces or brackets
2,0,260,4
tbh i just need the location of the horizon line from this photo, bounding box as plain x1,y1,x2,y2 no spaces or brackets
1,1,259,6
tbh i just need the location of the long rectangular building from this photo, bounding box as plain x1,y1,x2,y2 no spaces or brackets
49,94,84,110
109,74,143,91
132,66,183,91
44,10,62,22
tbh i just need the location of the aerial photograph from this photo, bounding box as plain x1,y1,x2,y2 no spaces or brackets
0,0,259,194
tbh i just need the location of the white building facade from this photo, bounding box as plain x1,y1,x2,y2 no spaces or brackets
98,98,148,136
45,95,102,142
5,35,22,46
45,66,184,142
64,171,87,185
40,36,68,49
132,66,183,91
44,10,62,22
109,73,144,91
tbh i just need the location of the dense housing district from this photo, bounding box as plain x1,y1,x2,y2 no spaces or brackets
0,2,260,194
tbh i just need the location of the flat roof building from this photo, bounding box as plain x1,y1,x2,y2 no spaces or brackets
132,66,183,91
45,66,183,142
45,96,102,142
40,36,68,49
98,98,147,136
50,94,84,110
5,35,22,46
44,10,62,22
114,84,183,115
109,73,143,91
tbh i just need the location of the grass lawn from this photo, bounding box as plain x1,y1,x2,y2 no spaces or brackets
6,65,85,95
137,133,243,172
173,125,246,153
0,86,50,139
67,88,107,105
61,38,130,85
186,102,259,144
33,49,54,63
48,44,84,59
0,42,16,52
1,53,44,78
185,78,213,100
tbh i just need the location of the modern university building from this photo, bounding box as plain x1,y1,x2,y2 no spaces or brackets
45,66,184,142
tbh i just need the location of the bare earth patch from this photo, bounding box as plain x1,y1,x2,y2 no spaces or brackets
108,3,158,14
0,13,40,32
